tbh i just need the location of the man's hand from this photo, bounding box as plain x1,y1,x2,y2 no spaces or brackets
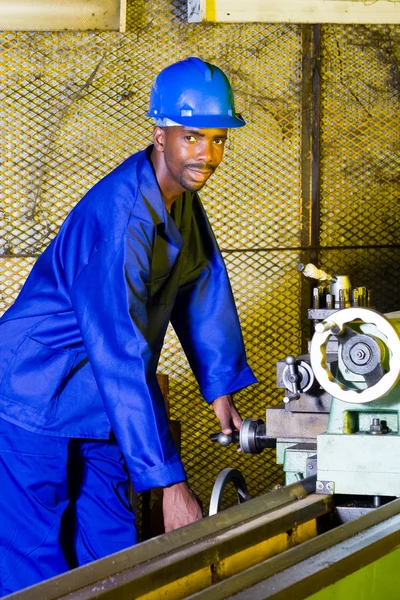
162,481,203,533
212,394,242,434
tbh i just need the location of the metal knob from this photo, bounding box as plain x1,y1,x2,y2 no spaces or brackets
209,431,240,447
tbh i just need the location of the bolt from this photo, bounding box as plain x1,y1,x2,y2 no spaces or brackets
355,349,365,360
369,418,390,435
308,464,313,470
316,481,324,491
370,418,382,435
326,482,334,491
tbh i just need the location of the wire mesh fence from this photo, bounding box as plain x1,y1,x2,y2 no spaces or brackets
0,5,399,517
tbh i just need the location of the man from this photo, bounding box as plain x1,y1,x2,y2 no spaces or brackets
0,57,256,595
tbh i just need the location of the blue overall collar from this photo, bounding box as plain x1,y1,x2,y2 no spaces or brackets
137,145,184,251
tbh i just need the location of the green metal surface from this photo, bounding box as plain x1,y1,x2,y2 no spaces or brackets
317,432,400,496
307,544,400,600
276,438,313,485
327,396,400,435
283,444,317,484
276,438,315,463
315,315,400,496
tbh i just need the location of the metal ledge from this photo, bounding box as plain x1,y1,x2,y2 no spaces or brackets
9,477,320,600
188,497,400,599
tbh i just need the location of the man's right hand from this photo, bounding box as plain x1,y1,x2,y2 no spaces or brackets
162,481,203,533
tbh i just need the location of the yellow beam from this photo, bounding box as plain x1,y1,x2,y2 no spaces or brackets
10,479,323,600
0,0,123,31
136,513,319,600
188,0,400,24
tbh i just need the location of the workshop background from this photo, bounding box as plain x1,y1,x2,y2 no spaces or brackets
0,0,399,517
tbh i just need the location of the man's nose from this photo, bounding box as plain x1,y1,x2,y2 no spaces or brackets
196,141,215,164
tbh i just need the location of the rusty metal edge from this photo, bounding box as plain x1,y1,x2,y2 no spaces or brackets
186,496,400,599
58,493,331,599
7,477,317,600
222,510,400,599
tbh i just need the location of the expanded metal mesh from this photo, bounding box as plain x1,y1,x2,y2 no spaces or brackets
318,247,400,315
319,25,400,249
0,258,36,313
318,24,400,319
0,1,302,514
2,6,398,519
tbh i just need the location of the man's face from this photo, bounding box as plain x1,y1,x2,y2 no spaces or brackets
159,126,228,193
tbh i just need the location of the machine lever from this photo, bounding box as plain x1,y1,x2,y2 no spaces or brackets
285,355,301,397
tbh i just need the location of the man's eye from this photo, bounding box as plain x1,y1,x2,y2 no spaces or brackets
214,138,226,145
185,136,197,142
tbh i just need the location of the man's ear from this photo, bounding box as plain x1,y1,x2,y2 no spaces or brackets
153,126,166,152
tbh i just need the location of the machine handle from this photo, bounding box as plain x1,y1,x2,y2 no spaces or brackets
211,421,276,453
210,431,240,447
284,355,301,400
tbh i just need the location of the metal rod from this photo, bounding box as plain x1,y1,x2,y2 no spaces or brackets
300,24,317,351
313,287,320,309
8,245,400,258
311,24,321,251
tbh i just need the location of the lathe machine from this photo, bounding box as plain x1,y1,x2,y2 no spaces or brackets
211,264,400,505
9,265,400,600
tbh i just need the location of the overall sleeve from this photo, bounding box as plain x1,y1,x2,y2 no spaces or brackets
69,226,186,492
170,198,257,403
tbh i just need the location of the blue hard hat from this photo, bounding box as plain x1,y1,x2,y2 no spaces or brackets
147,57,245,128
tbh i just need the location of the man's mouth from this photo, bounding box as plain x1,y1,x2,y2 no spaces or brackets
186,166,214,181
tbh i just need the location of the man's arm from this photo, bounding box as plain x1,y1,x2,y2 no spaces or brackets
70,234,186,493
170,197,257,404
161,395,241,532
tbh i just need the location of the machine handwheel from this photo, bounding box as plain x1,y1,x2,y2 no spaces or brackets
209,468,249,516
310,307,400,404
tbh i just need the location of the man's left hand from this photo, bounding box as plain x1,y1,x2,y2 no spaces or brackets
212,394,242,434
163,481,203,532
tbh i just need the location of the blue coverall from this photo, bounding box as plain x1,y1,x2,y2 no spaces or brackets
0,146,256,595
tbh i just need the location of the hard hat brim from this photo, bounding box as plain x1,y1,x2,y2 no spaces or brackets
149,114,246,129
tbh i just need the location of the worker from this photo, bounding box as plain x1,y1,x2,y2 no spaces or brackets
0,56,257,596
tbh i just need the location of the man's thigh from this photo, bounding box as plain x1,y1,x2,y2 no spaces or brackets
67,435,138,567
0,418,70,597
